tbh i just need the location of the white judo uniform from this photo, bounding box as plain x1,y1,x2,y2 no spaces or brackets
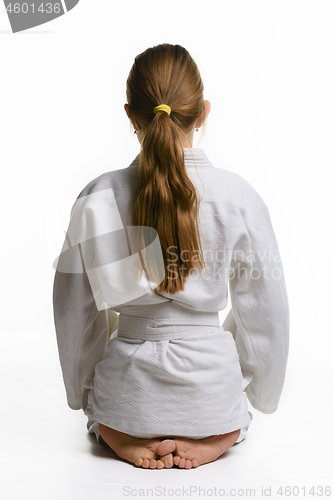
53,148,289,442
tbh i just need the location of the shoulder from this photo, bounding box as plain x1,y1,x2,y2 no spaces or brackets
225,169,266,209
195,161,272,234
202,164,268,213
68,157,139,219
77,158,139,200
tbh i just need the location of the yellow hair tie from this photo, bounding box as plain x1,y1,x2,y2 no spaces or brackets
154,104,171,116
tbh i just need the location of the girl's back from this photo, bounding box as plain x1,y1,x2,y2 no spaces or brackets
53,44,289,468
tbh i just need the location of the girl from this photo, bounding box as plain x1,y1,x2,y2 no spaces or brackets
53,43,289,470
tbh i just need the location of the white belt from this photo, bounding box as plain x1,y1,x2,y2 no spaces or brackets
117,307,221,341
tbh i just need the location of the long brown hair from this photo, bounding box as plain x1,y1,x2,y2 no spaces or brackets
126,44,206,294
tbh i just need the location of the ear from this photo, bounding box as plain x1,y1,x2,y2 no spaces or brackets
196,100,211,128
124,103,131,120
124,103,140,130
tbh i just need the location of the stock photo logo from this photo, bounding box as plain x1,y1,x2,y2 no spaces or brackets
3,0,79,33
52,189,165,310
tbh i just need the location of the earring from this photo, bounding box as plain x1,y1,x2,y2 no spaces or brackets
134,130,137,134
195,128,199,132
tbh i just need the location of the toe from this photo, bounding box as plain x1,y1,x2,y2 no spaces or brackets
173,455,180,466
142,459,150,468
149,459,157,469
185,459,192,469
179,457,186,468
159,453,173,469
156,439,176,457
156,460,165,469
134,457,143,467
192,458,199,468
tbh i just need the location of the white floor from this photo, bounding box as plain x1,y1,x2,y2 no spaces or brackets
1,364,332,500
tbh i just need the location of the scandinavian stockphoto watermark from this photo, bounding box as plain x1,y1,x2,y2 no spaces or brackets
165,245,283,282
50,187,284,310
3,0,80,33
122,484,332,497
51,188,166,310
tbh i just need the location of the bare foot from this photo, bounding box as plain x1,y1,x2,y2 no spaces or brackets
156,429,241,469
98,424,173,469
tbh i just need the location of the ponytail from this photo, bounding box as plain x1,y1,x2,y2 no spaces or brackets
127,44,206,294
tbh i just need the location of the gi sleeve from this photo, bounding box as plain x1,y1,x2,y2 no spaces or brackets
52,192,119,411
227,201,290,414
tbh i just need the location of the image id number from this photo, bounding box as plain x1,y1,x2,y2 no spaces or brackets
6,3,62,14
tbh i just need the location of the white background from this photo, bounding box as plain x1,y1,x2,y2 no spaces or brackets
1,1,332,499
